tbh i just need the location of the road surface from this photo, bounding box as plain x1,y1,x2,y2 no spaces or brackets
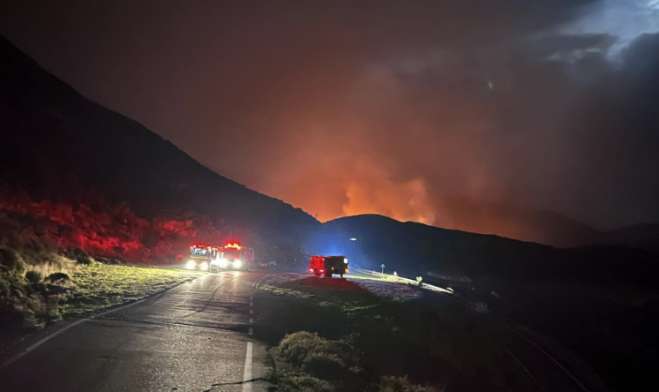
1,269,607,392
0,271,268,392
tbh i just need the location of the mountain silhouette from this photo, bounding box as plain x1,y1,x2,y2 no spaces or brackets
0,35,317,261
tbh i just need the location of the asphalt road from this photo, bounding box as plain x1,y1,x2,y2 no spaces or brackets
0,271,268,392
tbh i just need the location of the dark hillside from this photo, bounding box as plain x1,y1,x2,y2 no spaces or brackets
311,214,658,288
310,214,659,392
432,197,602,247
430,198,659,253
0,36,317,262
603,223,659,254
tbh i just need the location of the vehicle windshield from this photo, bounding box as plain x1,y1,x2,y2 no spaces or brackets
191,247,209,256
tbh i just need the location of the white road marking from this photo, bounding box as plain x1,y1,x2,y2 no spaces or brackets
242,341,253,392
242,290,255,389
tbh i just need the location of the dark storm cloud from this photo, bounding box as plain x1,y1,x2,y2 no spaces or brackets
564,33,659,226
2,0,658,229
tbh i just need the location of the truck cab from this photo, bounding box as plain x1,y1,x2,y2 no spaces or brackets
209,240,254,271
185,244,218,271
308,255,348,278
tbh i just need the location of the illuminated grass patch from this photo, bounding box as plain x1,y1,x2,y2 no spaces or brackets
60,263,202,317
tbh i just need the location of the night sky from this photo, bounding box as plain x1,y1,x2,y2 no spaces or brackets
3,1,659,230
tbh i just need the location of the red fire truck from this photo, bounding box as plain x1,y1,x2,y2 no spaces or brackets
209,240,255,272
185,240,254,272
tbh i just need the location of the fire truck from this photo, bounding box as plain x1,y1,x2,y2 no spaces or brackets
185,240,254,272
308,255,349,278
209,240,254,272
185,243,218,271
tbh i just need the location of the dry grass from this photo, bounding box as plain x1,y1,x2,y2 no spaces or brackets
255,277,528,392
60,262,202,317
1,246,202,329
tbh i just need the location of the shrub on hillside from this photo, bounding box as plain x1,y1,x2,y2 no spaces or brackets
0,247,24,274
378,376,440,392
66,248,92,265
273,374,334,392
0,272,49,329
0,247,70,329
46,272,70,284
272,332,364,391
20,292,49,329
278,331,330,367
25,270,42,284
270,331,443,392
278,332,358,371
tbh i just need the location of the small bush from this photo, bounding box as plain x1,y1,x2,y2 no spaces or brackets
0,247,24,274
302,352,347,380
0,275,10,297
277,374,334,392
67,248,92,265
25,270,42,284
272,332,365,390
20,293,48,329
279,331,331,367
278,332,358,367
46,272,70,284
378,376,439,392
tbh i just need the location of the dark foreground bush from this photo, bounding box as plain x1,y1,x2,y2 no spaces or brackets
46,272,70,284
271,331,435,392
66,248,92,265
378,376,439,392
272,332,361,391
0,247,24,274
1,249,66,329
272,373,334,392
0,271,49,329
278,332,360,376
25,270,42,284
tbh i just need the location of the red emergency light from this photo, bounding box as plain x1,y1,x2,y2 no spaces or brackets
223,241,242,250
190,243,211,249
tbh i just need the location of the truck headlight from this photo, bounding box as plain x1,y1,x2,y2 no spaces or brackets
219,258,229,268
232,259,243,269
199,261,209,271
185,260,197,270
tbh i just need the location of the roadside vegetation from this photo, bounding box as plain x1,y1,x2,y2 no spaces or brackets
255,278,533,392
0,245,200,330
